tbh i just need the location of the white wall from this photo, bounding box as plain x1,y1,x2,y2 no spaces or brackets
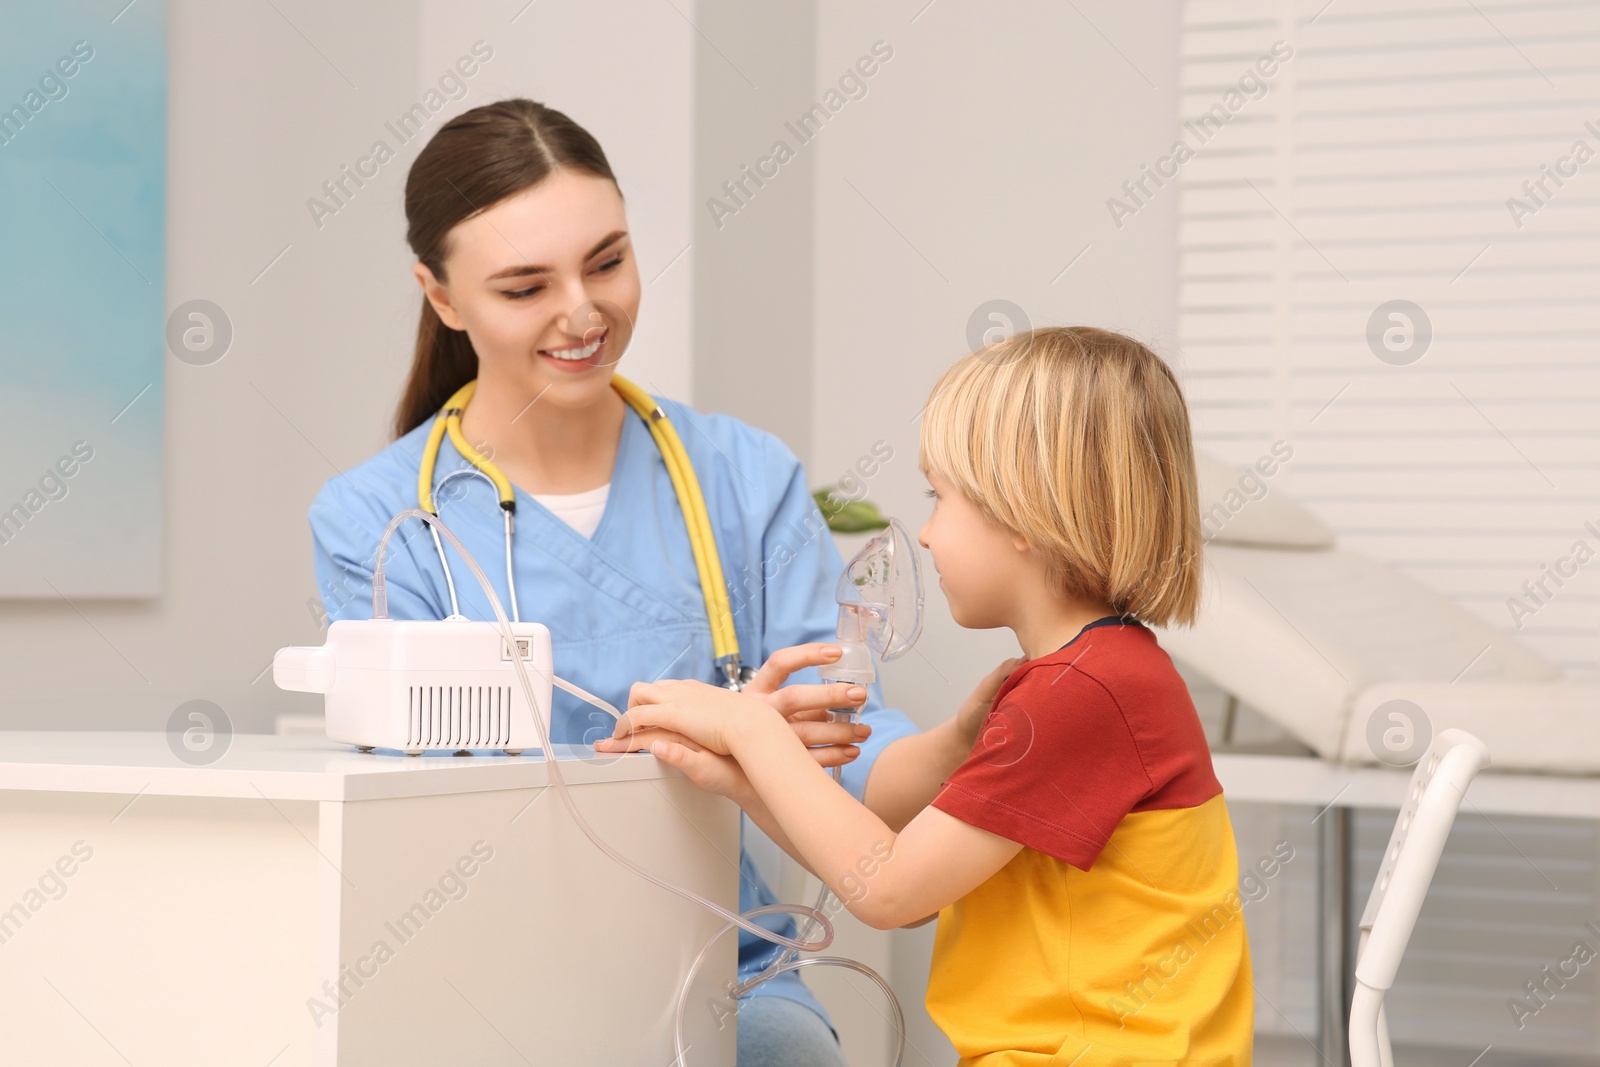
691,0,821,460
0,0,695,736
420,0,696,406
810,0,1183,767
808,2,1184,1060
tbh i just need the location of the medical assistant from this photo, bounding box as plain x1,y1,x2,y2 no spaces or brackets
308,390,920,1029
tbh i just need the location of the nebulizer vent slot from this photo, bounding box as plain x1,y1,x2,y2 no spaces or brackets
406,684,510,747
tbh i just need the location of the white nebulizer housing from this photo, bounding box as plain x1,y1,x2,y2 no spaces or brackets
273,618,554,755
818,517,925,706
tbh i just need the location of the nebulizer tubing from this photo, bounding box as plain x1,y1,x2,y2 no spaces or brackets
671,761,907,1067
370,508,834,957
426,467,523,624
672,519,924,1067
373,508,906,1062
674,930,905,1067
427,467,487,619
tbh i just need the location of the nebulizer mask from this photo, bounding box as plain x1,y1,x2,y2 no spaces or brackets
676,519,925,1064
817,517,925,712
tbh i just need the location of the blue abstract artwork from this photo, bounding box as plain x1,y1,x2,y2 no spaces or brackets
0,0,166,596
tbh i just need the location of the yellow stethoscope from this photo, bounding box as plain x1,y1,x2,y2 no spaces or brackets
417,375,757,689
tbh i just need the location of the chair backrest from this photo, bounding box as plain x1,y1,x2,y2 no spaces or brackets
1351,729,1491,1067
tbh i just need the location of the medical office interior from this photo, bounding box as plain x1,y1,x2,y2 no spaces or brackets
3,0,1599,1064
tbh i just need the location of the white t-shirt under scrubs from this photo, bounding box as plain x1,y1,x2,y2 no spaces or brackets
529,483,610,539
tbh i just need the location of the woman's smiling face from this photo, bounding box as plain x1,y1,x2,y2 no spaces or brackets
414,168,642,409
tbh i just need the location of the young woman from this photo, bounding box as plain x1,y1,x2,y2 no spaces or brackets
308,99,1004,1065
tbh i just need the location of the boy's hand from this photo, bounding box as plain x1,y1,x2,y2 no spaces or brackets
591,676,871,800
955,657,1024,749
615,680,763,757
623,732,758,801
643,736,866,802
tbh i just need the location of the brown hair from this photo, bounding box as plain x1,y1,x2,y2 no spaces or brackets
918,326,1204,627
393,99,619,438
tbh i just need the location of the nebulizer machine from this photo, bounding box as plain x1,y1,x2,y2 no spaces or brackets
274,509,923,1065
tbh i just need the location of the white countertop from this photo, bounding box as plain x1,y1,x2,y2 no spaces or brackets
8,734,1593,819
0,732,675,802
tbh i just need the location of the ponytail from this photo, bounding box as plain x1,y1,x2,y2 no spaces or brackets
394,299,479,437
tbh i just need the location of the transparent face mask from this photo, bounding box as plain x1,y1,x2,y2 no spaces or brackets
819,517,925,688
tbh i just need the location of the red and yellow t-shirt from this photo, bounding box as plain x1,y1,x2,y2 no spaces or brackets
927,617,1253,1066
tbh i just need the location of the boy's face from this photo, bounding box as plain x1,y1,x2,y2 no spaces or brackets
918,469,1032,631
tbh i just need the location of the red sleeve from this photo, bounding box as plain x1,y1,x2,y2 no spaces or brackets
930,664,1154,870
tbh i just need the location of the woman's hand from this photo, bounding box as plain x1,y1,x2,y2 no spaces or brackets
743,643,871,724
954,657,1024,749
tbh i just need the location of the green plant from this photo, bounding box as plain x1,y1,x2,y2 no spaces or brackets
812,486,889,533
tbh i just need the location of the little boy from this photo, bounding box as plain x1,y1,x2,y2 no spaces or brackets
600,327,1253,1064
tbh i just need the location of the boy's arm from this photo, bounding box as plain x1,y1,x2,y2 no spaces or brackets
862,657,1022,832
733,712,1022,931
737,788,820,879
736,739,985,908
862,716,977,832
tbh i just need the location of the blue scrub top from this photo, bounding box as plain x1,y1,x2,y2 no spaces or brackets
308,390,920,1034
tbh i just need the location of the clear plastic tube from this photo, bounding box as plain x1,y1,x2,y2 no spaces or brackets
675,888,906,1067
672,759,909,1066
427,468,518,622
369,509,834,956
763,955,905,1065
552,674,623,719
674,903,817,1054
427,525,462,617
757,878,833,992
502,507,520,623
761,764,849,983
672,519,922,1060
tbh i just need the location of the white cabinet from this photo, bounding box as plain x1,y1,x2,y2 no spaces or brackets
0,733,739,1066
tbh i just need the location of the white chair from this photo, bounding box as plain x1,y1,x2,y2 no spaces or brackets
1348,729,1492,1067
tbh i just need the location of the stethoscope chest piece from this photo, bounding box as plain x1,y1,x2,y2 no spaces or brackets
721,660,758,691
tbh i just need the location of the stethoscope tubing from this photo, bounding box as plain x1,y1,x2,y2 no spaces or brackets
418,376,752,687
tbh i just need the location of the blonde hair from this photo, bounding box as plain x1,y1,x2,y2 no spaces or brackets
918,326,1203,627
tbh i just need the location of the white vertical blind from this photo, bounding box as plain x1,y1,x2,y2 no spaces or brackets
1179,0,1600,1053
1179,0,1600,671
